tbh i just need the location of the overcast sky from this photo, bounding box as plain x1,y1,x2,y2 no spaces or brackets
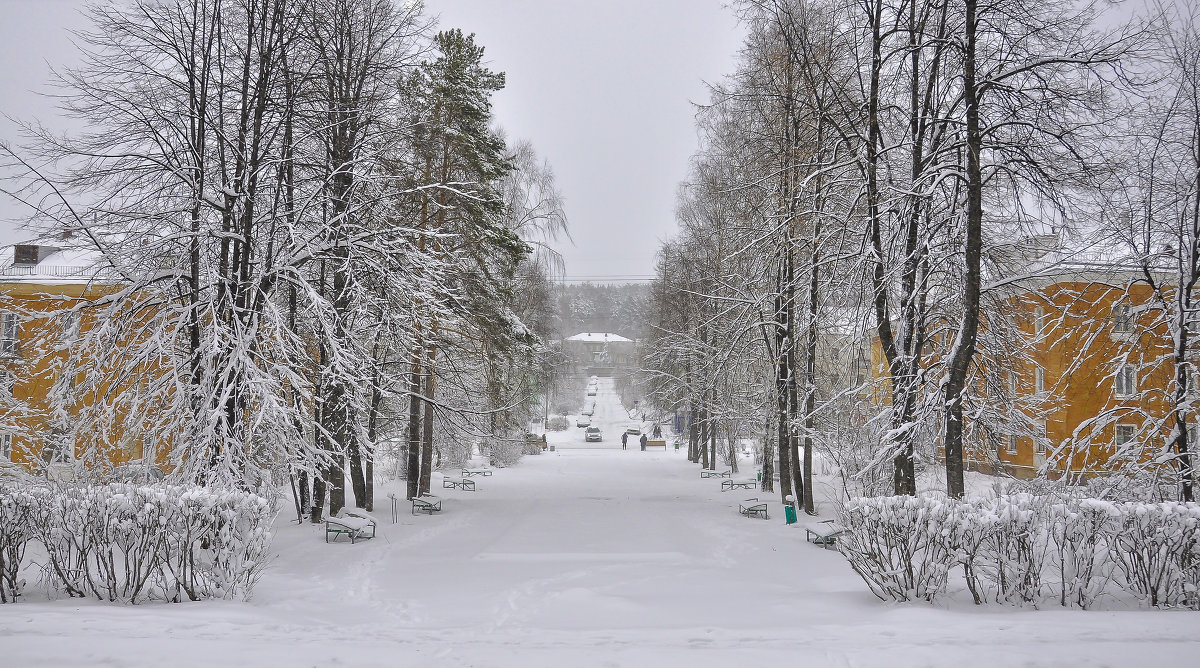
0,0,745,282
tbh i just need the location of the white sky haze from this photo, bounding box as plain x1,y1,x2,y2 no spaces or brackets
0,0,746,282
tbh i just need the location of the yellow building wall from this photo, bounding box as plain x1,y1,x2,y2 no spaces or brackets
0,280,171,475
871,277,1177,481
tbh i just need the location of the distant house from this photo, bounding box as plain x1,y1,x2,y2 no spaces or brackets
562,332,635,376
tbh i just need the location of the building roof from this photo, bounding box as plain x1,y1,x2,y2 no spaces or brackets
565,332,632,343
0,242,105,284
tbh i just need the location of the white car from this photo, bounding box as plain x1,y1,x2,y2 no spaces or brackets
585,426,602,442
577,417,591,428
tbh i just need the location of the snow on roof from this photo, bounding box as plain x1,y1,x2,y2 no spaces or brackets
565,332,632,343
0,242,106,284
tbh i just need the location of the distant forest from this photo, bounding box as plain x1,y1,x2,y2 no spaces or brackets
555,283,650,341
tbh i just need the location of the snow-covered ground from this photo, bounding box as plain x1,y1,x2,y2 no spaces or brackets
2,378,1196,666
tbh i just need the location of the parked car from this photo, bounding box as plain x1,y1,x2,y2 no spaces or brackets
577,417,591,427
625,426,641,436
582,406,594,416
586,389,596,396
585,426,602,442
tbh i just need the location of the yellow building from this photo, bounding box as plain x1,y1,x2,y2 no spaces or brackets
873,262,1180,482
973,272,1174,480
0,242,163,479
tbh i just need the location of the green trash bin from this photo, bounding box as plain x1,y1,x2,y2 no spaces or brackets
784,505,797,525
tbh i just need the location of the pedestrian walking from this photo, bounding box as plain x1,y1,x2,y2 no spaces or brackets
639,434,648,451
621,432,628,450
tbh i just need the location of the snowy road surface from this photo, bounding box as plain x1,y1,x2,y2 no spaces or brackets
2,379,1197,667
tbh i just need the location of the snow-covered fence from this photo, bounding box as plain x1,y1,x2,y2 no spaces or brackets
0,483,275,604
837,494,1200,609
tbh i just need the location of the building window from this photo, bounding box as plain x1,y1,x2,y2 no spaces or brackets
1036,419,1048,455
0,369,12,399
1009,372,1019,398
42,441,71,465
0,313,17,355
1006,434,1019,455
1033,306,1046,334
0,433,11,461
1115,364,1137,397
1114,424,1135,449
13,245,39,265
1112,302,1133,334
1035,367,1045,394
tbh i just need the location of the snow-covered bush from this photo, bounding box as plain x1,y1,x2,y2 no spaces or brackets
161,486,275,602
838,494,1200,609
546,416,570,431
0,483,275,604
0,485,39,602
973,494,1052,605
1048,498,1120,609
1111,501,1200,609
838,495,955,602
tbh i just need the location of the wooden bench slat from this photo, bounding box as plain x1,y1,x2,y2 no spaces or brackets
412,494,443,516
804,520,845,549
738,498,770,520
325,512,377,543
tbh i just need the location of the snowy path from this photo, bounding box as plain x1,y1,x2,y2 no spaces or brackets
2,379,1198,666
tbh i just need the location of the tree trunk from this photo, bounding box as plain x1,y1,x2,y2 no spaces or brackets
419,344,437,496
689,405,699,463
709,391,718,471
944,0,983,500
298,469,310,516
310,474,326,524
406,344,424,500
761,416,774,493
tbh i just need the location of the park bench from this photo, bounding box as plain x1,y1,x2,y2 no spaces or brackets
644,439,667,449
700,469,732,478
738,498,769,520
462,468,493,477
804,519,845,549
443,477,476,491
411,494,443,516
325,511,377,544
721,478,757,492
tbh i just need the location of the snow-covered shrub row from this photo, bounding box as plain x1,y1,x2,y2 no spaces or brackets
838,494,1200,609
0,483,275,604
546,416,570,431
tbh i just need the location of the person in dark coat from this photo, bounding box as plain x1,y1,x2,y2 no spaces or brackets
639,434,648,451
621,432,628,450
